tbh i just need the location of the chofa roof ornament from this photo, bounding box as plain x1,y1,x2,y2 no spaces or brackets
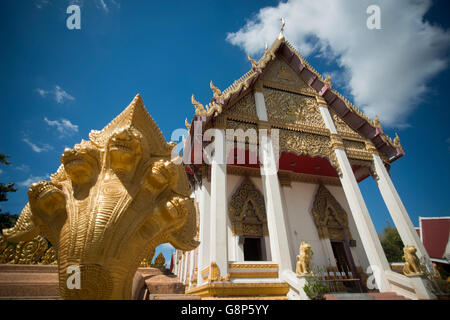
278,18,285,40
191,94,222,117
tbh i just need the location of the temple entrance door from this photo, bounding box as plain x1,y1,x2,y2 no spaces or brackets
330,240,361,291
243,237,263,261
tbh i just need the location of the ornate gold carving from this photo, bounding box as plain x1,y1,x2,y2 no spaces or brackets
316,94,327,106
279,129,341,175
263,87,325,131
228,177,268,237
191,94,222,117
365,140,378,154
224,93,258,121
2,94,199,300
261,59,315,96
402,245,423,276
311,184,352,240
296,242,313,275
40,247,57,265
208,262,228,281
330,134,345,150
0,235,52,264
328,109,359,138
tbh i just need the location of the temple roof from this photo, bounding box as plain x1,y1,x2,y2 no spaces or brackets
188,31,404,164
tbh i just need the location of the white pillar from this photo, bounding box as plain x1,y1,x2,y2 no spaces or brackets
254,89,293,272
318,103,390,291
183,251,189,284
209,125,228,279
173,251,178,275
197,176,211,285
188,248,195,286
372,153,433,270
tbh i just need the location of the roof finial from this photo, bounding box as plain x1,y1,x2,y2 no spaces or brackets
278,18,285,40
374,115,381,128
394,132,401,148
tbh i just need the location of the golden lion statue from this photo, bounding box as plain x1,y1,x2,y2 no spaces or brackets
402,245,423,276
296,241,313,275
2,95,199,299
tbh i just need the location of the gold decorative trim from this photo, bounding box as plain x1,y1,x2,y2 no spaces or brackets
311,184,353,240
186,282,290,297
227,166,342,186
278,171,291,187
229,263,278,269
330,133,345,150
365,140,378,155
262,81,316,97
228,177,268,237
230,272,278,279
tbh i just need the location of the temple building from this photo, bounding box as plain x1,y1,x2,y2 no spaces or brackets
173,25,434,300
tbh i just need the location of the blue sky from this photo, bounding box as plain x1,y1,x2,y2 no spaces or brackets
0,0,449,263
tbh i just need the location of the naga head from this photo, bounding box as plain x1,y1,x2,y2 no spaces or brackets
28,181,65,218
61,140,100,185
107,127,143,173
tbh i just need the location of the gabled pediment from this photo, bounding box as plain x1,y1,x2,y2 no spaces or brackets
188,36,404,165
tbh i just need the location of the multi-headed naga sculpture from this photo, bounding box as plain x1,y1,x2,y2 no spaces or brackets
2,94,199,299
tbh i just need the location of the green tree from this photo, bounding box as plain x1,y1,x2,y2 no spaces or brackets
0,153,18,230
379,221,404,262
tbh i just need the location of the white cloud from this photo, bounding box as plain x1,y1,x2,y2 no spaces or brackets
36,89,48,97
226,0,450,127
33,0,50,9
54,85,75,104
18,174,50,188
96,0,120,13
14,164,30,172
36,85,75,104
22,138,53,153
44,117,79,137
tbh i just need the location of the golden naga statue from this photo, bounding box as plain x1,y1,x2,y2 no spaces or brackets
296,241,313,275
402,245,423,276
1,94,199,299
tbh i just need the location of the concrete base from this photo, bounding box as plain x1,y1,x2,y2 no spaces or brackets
0,265,195,300
0,264,59,299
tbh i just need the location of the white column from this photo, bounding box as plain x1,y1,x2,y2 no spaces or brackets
178,252,184,281
188,248,195,286
173,251,178,275
255,90,293,272
319,104,391,291
197,176,211,285
183,251,189,284
209,125,228,279
372,153,433,271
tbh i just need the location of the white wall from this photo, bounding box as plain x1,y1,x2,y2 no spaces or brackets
219,173,371,273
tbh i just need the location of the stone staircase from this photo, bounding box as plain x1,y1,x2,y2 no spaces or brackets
0,264,199,300
134,267,200,300
324,292,410,300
